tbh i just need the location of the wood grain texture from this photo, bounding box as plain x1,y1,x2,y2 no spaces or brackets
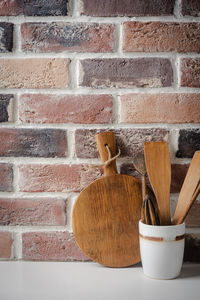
72,131,143,267
173,151,200,225
144,141,171,225
72,174,142,267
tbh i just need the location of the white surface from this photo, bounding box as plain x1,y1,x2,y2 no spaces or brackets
139,221,185,279
0,262,199,300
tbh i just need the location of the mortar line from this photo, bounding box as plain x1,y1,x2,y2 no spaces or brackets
0,88,200,95
1,16,200,23
1,52,200,59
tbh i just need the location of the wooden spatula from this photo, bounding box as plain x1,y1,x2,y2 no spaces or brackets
173,151,200,225
144,141,171,225
72,131,143,267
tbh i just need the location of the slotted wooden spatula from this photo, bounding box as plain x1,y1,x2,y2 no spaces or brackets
173,151,200,225
144,141,171,225
72,131,143,267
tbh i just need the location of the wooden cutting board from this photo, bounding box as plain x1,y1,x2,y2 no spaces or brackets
72,131,143,267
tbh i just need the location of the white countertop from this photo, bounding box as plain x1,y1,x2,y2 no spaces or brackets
0,262,199,300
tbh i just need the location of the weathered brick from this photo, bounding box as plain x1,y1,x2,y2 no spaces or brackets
184,234,200,262
123,22,200,53
22,231,90,261
0,0,68,16
0,58,69,89
0,163,13,192
21,22,114,53
0,232,12,259
0,129,67,157
0,198,66,226
80,0,175,16
19,94,112,124
185,201,200,227
75,129,169,158
120,94,200,124
181,0,200,17
0,94,14,122
19,164,102,192
181,58,200,88
79,58,173,88
0,23,13,52
171,164,189,193
176,129,200,158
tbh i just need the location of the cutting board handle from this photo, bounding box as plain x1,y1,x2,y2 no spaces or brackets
96,131,118,176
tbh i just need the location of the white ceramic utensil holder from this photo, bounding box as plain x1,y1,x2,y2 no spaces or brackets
139,220,185,279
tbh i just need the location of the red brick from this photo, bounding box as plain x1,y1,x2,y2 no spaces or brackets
19,164,102,192
75,128,169,158
0,198,66,226
79,58,173,88
80,0,175,16
0,94,14,122
19,94,112,124
123,22,200,53
0,23,13,52
0,58,69,88
181,0,200,17
171,164,189,193
120,94,200,123
22,231,90,261
0,129,67,157
21,22,114,53
0,163,13,192
0,0,68,16
181,58,200,88
0,232,12,259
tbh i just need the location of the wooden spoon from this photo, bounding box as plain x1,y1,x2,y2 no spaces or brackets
173,151,200,225
144,141,171,225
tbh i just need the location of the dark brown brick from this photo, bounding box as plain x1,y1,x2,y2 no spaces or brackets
22,231,90,261
79,58,173,88
0,163,13,192
123,22,200,53
185,201,200,227
80,0,175,16
171,164,189,193
75,128,169,158
0,0,68,16
176,129,200,158
0,94,14,122
184,234,200,262
0,129,67,157
0,23,13,52
21,22,114,53
181,0,200,17
0,198,66,226
181,58,200,88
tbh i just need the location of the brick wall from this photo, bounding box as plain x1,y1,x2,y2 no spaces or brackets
0,0,199,262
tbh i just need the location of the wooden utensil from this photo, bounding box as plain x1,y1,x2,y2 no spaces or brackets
134,153,147,201
173,151,200,225
72,131,143,267
141,195,160,225
134,153,160,225
144,141,171,225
